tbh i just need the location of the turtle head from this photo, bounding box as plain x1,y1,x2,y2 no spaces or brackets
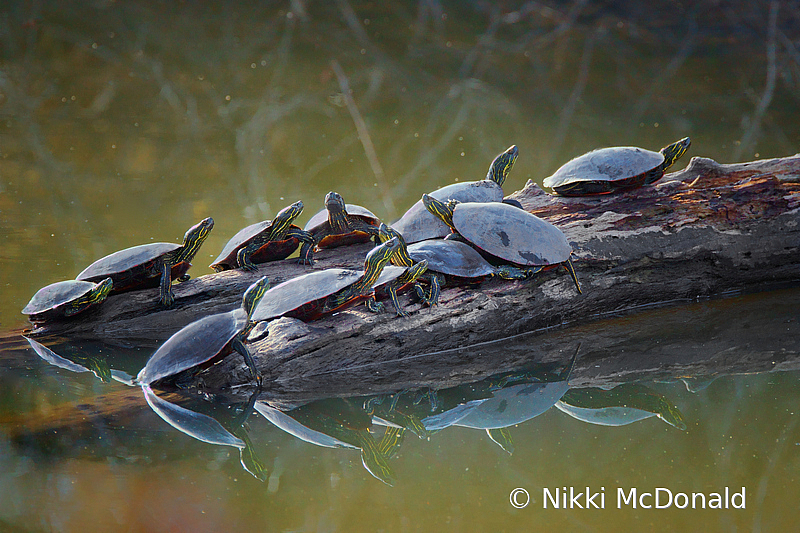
378,223,412,267
325,191,348,232
243,276,270,318
324,191,346,214
179,217,214,262
486,145,518,186
90,277,114,303
422,194,457,231
656,397,687,431
660,137,691,170
363,236,400,281
403,259,429,283
272,200,304,235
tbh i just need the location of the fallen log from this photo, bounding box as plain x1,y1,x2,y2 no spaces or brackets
25,155,800,396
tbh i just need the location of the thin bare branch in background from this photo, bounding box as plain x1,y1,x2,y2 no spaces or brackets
632,16,699,123
735,1,779,161
543,28,599,169
330,59,396,214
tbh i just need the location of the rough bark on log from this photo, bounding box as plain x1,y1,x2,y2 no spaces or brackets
25,156,800,397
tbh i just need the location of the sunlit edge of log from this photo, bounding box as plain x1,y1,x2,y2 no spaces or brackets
25,155,800,398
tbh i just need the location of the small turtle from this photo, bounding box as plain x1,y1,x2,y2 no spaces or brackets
378,223,529,306
77,217,214,307
300,191,381,263
370,260,428,317
252,237,401,322
136,276,269,386
423,196,582,293
210,201,314,271
392,145,518,243
22,278,113,324
543,137,691,196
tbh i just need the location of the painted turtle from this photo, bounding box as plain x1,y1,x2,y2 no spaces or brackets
210,201,314,271
252,237,401,323
392,145,518,243
300,191,381,263
22,278,113,324
77,217,214,307
378,223,530,306
543,137,691,196
136,276,269,386
423,196,582,293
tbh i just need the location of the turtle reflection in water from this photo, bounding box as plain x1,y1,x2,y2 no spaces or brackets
137,276,270,386
255,398,398,486
543,137,691,196
77,217,214,307
556,383,686,430
142,385,267,481
392,144,520,244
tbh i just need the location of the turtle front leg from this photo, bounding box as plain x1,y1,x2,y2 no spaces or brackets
366,296,385,314
231,336,262,386
287,227,316,265
414,273,442,307
387,281,409,317
159,262,175,307
562,257,582,294
236,246,259,272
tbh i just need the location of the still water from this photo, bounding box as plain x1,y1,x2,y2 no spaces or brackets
1,1,798,531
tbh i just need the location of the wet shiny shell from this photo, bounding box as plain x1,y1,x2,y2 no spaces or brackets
251,269,362,322
137,308,247,385
543,147,664,189
407,239,495,278
210,220,300,269
453,202,571,266
77,242,181,282
555,402,655,426
392,180,504,243
23,280,102,314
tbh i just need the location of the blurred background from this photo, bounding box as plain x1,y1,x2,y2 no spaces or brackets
1,1,799,531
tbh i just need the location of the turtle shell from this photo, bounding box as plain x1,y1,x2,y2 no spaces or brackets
407,239,495,278
452,202,572,266
304,204,380,248
137,308,247,385
77,242,188,292
543,147,665,194
251,268,363,322
23,280,101,316
210,220,301,271
455,380,570,430
555,401,656,426
392,180,504,243
255,402,356,449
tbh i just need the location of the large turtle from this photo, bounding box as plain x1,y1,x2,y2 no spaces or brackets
423,196,582,293
252,237,401,322
300,191,381,263
136,276,269,386
378,223,529,306
392,145,518,244
543,137,691,196
22,278,113,324
77,217,214,307
210,201,314,271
